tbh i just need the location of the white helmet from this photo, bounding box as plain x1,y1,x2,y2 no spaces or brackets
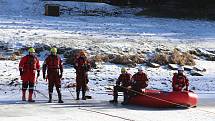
178,67,184,71
138,66,143,71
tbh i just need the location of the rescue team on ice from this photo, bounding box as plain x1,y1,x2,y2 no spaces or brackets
18,47,192,106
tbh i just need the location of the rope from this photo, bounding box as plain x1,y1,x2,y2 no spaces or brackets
66,87,76,99
34,77,39,98
78,108,135,121
10,79,50,101
66,87,135,121
34,89,49,99
34,85,37,98
197,108,215,115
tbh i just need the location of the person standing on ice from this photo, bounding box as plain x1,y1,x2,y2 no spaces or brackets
19,47,40,102
43,48,64,103
74,51,91,100
131,66,149,93
172,67,189,91
109,67,132,104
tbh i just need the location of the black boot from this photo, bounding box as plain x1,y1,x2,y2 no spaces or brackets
109,86,118,103
28,90,35,102
121,93,129,105
82,91,86,100
22,90,26,101
58,94,64,103
109,95,118,103
48,93,52,103
58,99,64,103
57,88,64,103
76,91,80,100
109,100,118,103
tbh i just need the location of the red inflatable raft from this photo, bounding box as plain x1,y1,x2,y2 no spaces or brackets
127,89,198,108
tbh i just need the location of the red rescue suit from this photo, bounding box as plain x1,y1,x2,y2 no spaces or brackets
19,55,40,83
74,56,90,92
19,54,40,101
132,71,149,90
43,54,63,103
172,73,189,91
74,55,91,100
43,54,63,89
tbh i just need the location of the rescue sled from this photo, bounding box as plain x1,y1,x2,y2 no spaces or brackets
127,89,198,108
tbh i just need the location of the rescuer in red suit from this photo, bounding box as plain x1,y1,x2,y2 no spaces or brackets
19,47,40,102
172,67,189,91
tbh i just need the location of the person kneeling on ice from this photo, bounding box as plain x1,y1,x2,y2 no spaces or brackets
74,51,91,100
172,67,189,91
130,66,149,95
109,67,132,104
43,48,64,103
19,48,40,102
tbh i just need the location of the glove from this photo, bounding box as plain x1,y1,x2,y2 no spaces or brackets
19,69,23,76
83,64,90,71
20,70,23,76
37,70,40,78
59,73,63,78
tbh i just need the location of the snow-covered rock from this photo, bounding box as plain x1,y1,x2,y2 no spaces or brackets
190,70,204,76
183,65,193,71
147,62,160,68
168,64,179,70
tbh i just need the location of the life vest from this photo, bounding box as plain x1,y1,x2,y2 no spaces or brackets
45,55,62,69
174,74,187,88
76,57,87,66
21,55,39,71
132,72,148,88
117,73,132,87
75,56,90,72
